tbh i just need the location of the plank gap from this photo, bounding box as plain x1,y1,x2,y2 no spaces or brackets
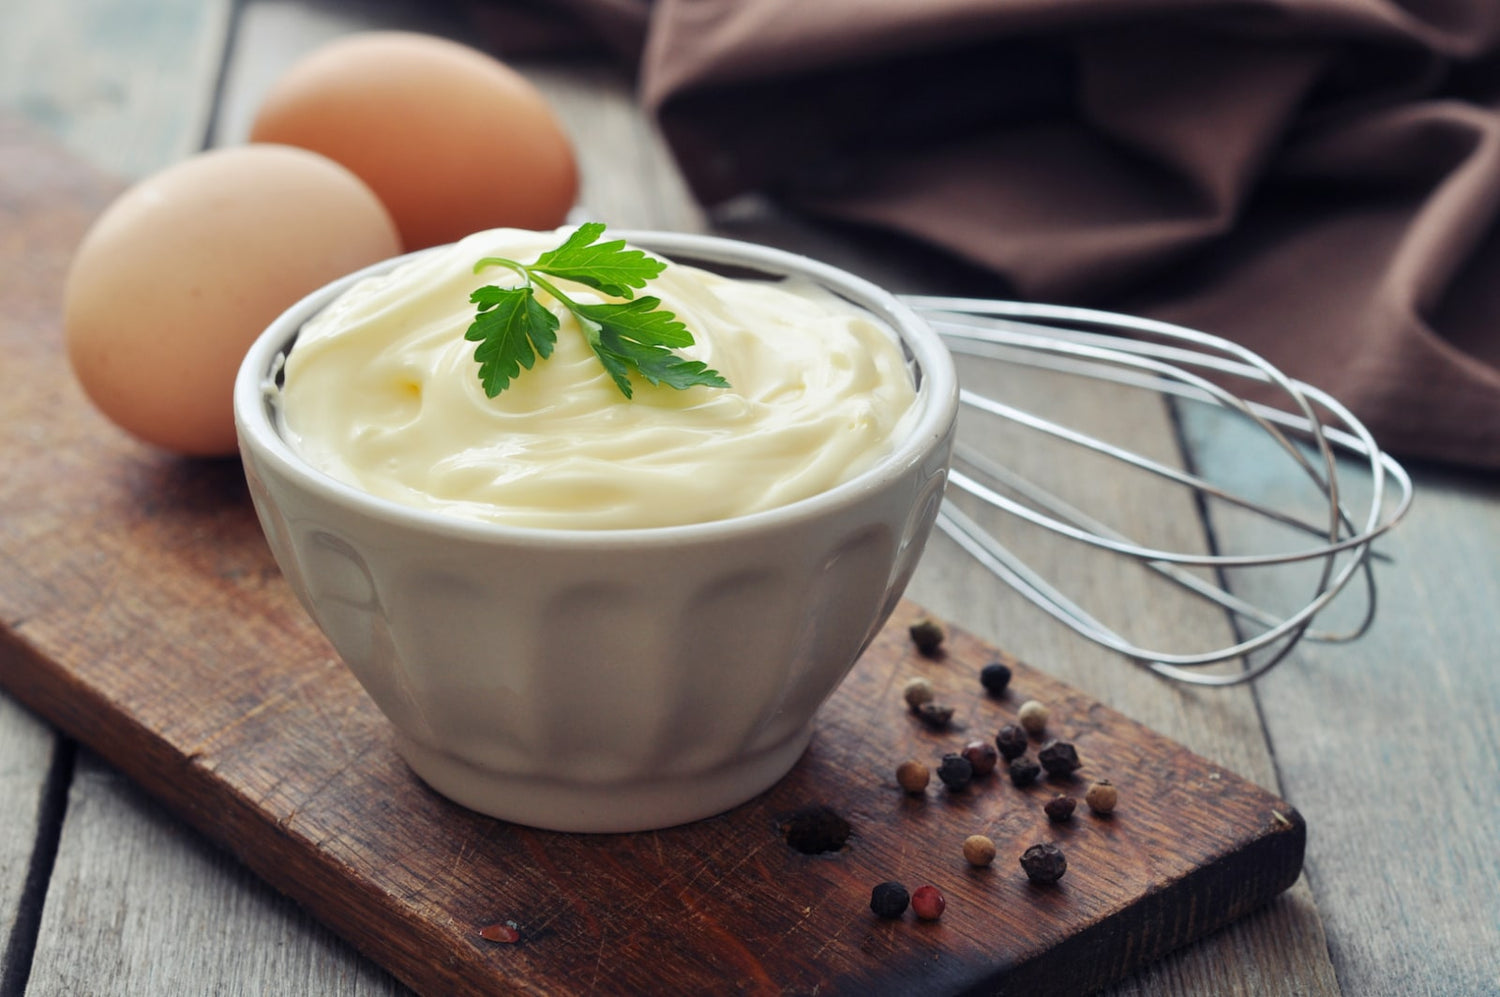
196,0,248,154
1166,395,1294,799
0,737,76,997
1164,396,1264,676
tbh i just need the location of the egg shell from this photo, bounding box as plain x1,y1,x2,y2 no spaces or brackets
250,31,579,251
63,144,401,456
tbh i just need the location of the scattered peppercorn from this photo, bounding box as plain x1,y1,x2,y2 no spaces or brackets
1044,795,1077,822
1038,739,1081,777
1086,779,1119,815
910,885,946,920
1017,700,1049,737
782,805,852,854
961,740,999,777
902,676,935,710
1008,754,1041,788
979,661,1012,696
896,760,930,794
995,724,1029,760
909,617,945,656
1019,842,1067,884
937,753,974,791
870,881,911,919
963,834,997,867
913,702,955,730
478,921,521,944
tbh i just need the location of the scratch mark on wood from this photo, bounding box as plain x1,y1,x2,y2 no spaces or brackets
181,664,331,758
586,930,608,995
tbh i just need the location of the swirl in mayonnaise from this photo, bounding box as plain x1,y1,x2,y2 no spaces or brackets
278,228,918,530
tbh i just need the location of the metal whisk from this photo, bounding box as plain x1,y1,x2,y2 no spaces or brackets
900,296,1413,687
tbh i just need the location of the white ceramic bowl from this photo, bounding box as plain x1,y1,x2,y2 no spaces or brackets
234,232,958,832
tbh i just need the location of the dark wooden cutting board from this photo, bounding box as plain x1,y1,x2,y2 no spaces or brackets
0,116,1303,997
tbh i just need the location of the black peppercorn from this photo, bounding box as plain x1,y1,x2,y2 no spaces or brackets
1019,842,1067,884
979,661,1012,696
1038,740,1081,777
1008,754,1041,788
910,885,946,921
913,702,954,730
1044,794,1076,822
995,724,1028,760
937,753,974,791
781,805,852,854
909,617,945,656
870,881,910,919
961,740,999,777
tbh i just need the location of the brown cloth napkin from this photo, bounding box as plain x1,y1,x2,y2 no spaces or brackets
477,0,1500,467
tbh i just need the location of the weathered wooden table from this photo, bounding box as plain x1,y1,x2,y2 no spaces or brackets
1,1,1497,994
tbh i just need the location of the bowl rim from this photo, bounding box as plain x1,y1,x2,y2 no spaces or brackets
233,228,958,549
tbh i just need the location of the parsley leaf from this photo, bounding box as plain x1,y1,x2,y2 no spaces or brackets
466,225,729,399
575,296,693,348
574,297,731,398
464,285,558,396
530,221,666,300
592,328,731,398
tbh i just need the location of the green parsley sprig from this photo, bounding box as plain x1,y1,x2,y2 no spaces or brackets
464,223,730,399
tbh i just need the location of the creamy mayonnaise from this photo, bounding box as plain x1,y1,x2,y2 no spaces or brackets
278,228,918,530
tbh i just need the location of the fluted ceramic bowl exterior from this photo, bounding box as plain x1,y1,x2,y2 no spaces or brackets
234,232,957,832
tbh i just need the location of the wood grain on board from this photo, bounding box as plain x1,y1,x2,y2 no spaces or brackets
0,114,1309,996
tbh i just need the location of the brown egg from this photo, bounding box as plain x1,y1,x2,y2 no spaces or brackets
249,31,579,251
63,144,401,456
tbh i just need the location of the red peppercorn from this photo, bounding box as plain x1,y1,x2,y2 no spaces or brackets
961,740,999,777
479,921,521,943
910,885,946,920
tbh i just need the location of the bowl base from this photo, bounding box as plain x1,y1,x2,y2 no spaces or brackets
395,729,815,833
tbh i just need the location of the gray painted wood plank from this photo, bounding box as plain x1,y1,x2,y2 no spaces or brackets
1177,403,1500,995
0,698,55,972
27,752,406,997
0,0,229,179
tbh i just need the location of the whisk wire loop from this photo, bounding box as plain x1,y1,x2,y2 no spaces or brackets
902,296,1412,687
